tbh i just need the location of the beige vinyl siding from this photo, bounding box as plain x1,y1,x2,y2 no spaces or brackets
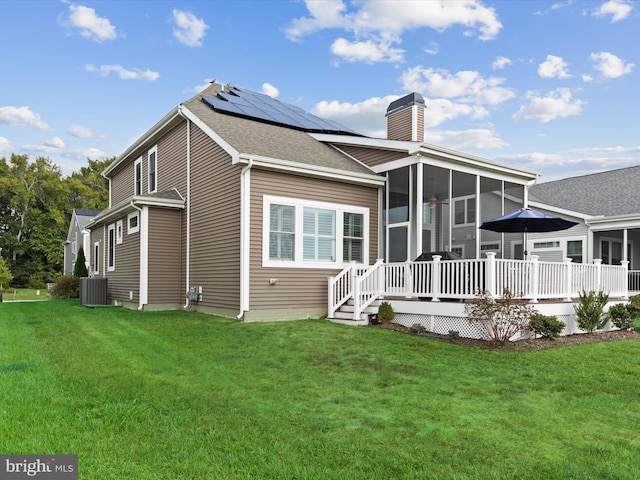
249,169,380,311
110,162,135,205
188,126,242,311
387,108,414,141
105,215,141,303
148,208,183,304
156,122,187,196
337,145,408,168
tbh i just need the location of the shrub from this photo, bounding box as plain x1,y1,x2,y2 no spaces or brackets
73,246,89,278
574,290,609,334
634,318,640,333
51,275,80,299
447,330,460,340
465,289,534,344
0,257,12,289
377,301,395,326
528,313,564,338
410,323,425,333
608,303,633,330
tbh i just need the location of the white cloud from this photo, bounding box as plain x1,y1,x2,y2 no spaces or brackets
85,64,160,81
0,106,50,130
512,88,585,123
285,0,502,64
506,152,566,166
424,42,439,55
0,136,12,153
426,129,509,150
60,4,117,42
589,52,634,78
68,124,103,138
492,56,512,70
23,142,107,161
172,9,208,47
592,0,633,22
45,137,65,148
330,37,404,63
261,83,279,98
400,66,515,105
538,55,571,79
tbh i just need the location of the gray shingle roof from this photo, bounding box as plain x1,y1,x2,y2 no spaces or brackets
181,85,374,176
529,165,640,216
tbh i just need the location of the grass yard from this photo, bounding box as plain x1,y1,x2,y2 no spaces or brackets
1,300,640,479
1,288,52,301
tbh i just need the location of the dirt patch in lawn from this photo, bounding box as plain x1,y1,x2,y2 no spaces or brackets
387,324,640,351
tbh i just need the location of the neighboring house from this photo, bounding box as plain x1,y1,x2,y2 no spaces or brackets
528,166,640,271
86,82,538,320
63,208,101,275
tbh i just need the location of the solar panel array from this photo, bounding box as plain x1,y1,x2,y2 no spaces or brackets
202,86,360,135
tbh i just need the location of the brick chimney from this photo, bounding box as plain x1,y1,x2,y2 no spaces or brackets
386,93,425,142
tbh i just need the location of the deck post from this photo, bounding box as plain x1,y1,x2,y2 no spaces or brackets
593,258,602,293
431,255,441,302
563,258,573,302
404,260,412,298
351,262,360,321
529,255,539,303
485,252,496,298
621,260,629,299
377,259,385,298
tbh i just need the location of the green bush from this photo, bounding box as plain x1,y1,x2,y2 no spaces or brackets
528,313,565,338
608,303,633,330
0,257,12,289
51,275,80,299
634,318,640,333
574,290,609,334
410,323,425,333
377,301,395,326
447,330,460,340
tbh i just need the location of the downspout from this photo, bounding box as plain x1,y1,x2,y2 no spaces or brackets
179,111,192,309
237,158,253,320
130,201,146,310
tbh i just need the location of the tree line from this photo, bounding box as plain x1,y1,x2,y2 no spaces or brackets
0,153,114,288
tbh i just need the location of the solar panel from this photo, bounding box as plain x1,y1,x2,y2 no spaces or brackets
201,86,361,135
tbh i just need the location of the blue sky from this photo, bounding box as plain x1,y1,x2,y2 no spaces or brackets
1,0,637,182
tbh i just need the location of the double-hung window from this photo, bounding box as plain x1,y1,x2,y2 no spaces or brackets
148,146,157,193
454,196,476,226
128,212,139,235
264,196,368,268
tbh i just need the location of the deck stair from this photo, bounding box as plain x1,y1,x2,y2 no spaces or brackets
329,299,381,326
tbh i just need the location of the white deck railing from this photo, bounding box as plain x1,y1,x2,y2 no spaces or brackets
328,253,629,320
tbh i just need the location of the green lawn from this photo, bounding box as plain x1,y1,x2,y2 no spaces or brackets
1,288,52,301
1,300,640,479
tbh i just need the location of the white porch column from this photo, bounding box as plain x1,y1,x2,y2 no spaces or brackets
475,175,481,259
416,162,423,258
623,229,628,263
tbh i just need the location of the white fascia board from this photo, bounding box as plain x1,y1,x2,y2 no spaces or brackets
85,195,185,230
586,213,640,231
309,133,415,152
528,201,594,222
311,133,540,184
103,107,183,177
178,105,240,163
237,154,386,187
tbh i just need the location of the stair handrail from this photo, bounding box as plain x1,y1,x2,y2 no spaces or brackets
328,262,357,318
353,259,385,320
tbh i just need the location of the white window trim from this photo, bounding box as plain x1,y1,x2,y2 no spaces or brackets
116,220,123,245
148,145,157,193
107,224,116,272
134,157,142,196
262,195,369,269
530,235,588,262
452,195,476,227
128,212,140,235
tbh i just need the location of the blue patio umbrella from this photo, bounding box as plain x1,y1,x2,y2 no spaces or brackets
479,208,578,256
